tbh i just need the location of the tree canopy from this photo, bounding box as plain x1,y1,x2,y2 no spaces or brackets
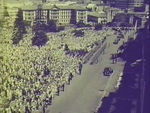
12,9,26,44
32,22,48,47
95,23,102,30
47,20,57,32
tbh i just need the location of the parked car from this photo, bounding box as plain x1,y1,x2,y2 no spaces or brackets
117,33,124,39
130,59,143,67
103,67,113,76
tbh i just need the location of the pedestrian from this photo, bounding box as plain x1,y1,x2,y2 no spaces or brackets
42,105,45,113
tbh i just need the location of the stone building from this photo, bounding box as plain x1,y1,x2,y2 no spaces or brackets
22,3,87,25
88,11,107,25
22,5,37,25
109,0,144,9
76,9,87,24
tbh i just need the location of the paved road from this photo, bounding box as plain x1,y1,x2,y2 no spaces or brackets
45,32,126,113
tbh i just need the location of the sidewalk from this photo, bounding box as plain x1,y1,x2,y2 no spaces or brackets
45,33,126,113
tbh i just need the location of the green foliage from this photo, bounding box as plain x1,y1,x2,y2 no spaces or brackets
95,23,102,30
0,16,115,113
47,20,57,32
32,22,48,47
73,30,84,37
33,22,47,32
76,20,86,28
12,9,26,45
3,7,9,17
32,31,48,47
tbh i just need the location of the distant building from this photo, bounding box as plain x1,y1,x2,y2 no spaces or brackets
22,6,37,25
22,2,127,26
90,0,102,5
76,10,87,24
109,0,144,9
88,11,107,25
22,4,88,25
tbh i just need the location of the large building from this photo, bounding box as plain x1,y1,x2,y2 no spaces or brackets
22,3,87,25
109,0,144,9
88,11,107,25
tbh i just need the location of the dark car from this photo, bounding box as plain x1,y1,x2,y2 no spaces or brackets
117,34,124,39
103,67,113,76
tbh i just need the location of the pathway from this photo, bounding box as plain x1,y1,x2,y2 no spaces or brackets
45,31,126,113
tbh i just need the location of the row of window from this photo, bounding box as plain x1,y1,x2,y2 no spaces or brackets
77,12,86,14
59,16,71,19
59,19,70,23
23,10,88,22
25,14,72,19
25,17,35,20
59,13,71,15
77,16,87,19
24,10,86,15
25,16,86,20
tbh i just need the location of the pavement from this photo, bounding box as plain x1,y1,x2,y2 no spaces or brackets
44,31,127,113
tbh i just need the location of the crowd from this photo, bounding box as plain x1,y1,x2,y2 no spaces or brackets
0,17,114,113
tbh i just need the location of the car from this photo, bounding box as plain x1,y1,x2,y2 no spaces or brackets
130,59,143,67
113,38,120,44
103,67,113,76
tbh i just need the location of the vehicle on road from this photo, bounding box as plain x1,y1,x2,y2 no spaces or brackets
117,34,124,39
113,38,120,44
103,67,113,76
130,59,143,67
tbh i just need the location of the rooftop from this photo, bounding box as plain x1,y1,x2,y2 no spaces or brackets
22,5,38,10
22,3,87,11
87,11,106,18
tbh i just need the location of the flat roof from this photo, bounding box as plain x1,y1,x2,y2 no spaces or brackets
87,12,106,18
22,4,87,11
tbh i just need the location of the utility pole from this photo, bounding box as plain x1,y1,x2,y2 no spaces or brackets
133,20,137,39
140,36,145,113
134,20,138,31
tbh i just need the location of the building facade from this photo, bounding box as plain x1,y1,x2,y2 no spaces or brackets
22,4,87,25
23,10,36,24
58,9,71,25
88,12,107,25
76,10,87,24
109,0,144,9
36,9,48,23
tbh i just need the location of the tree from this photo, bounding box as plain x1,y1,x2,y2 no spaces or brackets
95,23,102,30
12,9,26,44
3,7,9,17
76,20,86,28
32,22,49,46
32,22,47,32
47,20,57,32
73,30,84,37
32,31,48,47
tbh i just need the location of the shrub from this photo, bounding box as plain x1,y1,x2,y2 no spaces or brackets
47,20,57,32
95,23,102,30
32,31,48,47
12,9,26,44
73,30,84,37
76,20,86,28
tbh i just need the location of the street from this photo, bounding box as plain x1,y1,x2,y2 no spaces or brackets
44,31,126,113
